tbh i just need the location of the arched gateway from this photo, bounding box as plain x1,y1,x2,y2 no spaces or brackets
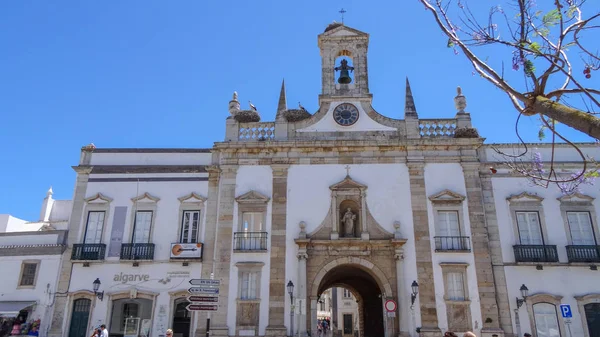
295,175,408,337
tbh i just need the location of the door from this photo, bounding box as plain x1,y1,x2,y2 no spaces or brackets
437,211,461,249
567,212,596,245
172,299,191,337
343,314,353,335
585,303,600,337
241,212,263,250
69,299,91,337
516,212,543,245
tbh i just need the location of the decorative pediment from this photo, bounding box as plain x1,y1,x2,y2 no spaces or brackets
557,192,595,203
85,193,113,204
321,25,369,38
178,192,207,203
428,190,465,204
329,176,367,191
506,192,543,203
131,192,160,203
235,190,270,204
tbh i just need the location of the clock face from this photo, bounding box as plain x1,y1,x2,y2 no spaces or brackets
333,103,359,126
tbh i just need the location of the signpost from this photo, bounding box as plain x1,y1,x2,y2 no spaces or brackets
384,300,397,312
189,279,221,286
188,287,219,295
188,276,220,337
187,304,218,311
188,295,219,303
560,304,573,337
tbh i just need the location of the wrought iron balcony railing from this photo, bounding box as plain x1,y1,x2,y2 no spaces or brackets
233,232,268,251
71,243,106,261
120,243,155,260
434,236,471,252
566,245,600,263
513,245,559,263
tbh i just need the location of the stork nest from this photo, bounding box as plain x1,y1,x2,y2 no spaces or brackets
453,127,480,138
234,110,261,123
284,109,312,122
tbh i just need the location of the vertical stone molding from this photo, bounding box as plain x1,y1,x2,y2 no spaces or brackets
461,163,504,336
48,167,92,337
196,166,222,337
406,161,440,335
211,165,238,336
266,164,289,336
480,174,514,337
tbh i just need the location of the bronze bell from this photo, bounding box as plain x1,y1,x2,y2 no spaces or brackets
335,59,354,84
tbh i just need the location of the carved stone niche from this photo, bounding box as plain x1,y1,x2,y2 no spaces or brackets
309,175,392,241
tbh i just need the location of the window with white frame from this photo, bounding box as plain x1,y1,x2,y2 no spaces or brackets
515,211,544,245
343,289,352,299
242,212,263,232
566,212,596,245
132,211,153,243
239,212,263,250
239,271,258,300
445,272,466,301
533,303,561,337
436,210,462,250
180,210,201,243
84,211,105,244
19,262,38,287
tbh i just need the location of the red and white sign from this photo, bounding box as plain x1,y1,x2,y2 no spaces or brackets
384,300,397,312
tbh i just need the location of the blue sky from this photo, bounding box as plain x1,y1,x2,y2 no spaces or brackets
1,1,598,221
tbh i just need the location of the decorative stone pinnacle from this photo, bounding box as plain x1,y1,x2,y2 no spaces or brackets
46,186,53,197
404,77,418,118
454,86,467,113
393,221,400,231
299,221,306,231
82,143,96,151
276,79,287,120
233,91,238,100
229,91,241,116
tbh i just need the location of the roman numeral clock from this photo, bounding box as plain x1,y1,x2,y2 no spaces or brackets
333,103,359,126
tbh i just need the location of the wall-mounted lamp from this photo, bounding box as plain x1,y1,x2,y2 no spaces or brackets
93,278,104,301
516,284,528,309
410,281,419,306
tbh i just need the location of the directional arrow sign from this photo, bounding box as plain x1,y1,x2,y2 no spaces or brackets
187,295,219,303
189,279,221,287
186,304,218,311
188,287,219,295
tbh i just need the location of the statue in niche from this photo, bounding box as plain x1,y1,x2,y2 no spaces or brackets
335,59,354,84
342,208,357,237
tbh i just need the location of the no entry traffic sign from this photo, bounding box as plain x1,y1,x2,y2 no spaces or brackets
384,300,397,312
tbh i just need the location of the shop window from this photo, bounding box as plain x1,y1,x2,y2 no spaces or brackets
110,298,153,336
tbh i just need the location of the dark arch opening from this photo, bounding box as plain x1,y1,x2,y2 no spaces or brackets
318,265,384,337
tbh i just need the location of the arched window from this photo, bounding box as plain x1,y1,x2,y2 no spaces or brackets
533,303,561,337
334,50,355,84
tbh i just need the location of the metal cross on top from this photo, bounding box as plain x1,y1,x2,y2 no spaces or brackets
339,8,347,24
345,165,351,176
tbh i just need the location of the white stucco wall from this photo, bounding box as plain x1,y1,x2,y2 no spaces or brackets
286,164,421,334
492,176,600,337
89,152,212,166
296,102,396,132
0,255,61,335
228,165,273,336
483,144,600,163
425,163,483,334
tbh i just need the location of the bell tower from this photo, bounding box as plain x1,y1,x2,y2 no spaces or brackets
318,22,370,97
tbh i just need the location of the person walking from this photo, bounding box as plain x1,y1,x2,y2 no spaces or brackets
166,329,173,336
100,324,108,337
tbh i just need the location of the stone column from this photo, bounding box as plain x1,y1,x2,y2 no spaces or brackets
196,166,222,337
210,165,238,337
394,248,408,337
266,164,289,337
48,166,92,337
297,252,308,336
461,162,505,337
406,161,440,337
310,296,318,337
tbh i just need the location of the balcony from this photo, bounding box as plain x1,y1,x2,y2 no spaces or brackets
434,236,471,252
120,243,155,260
513,245,559,263
566,245,600,263
71,244,106,261
233,232,268,251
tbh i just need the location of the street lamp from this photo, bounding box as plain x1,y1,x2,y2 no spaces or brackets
287,281,295,337
516,284,529,309
93,278,104,301
410,281,419,306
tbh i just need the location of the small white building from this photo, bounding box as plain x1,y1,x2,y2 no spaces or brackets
0,188,71,337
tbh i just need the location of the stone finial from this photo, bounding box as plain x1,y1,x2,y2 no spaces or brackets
404,77,418,118
46,186,53,198
229,91,241,116
276,79,287,121
454,86,467,113
299,221,306,232
82,143,96,151
393,221,400,231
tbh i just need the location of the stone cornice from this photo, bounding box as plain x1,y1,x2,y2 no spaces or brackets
76,165,208,174
92,148,212,153
213,138,484,150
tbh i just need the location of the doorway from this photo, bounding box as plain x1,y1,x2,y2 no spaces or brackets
68,299,91,337
172,298,191,337
585,303,600,337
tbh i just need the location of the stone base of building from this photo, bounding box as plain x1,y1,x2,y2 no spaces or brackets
480,328,505,337
210,326,230,337
265,325,288,337
418,326,442,337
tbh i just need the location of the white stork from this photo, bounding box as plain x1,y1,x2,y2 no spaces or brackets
249,101,257,111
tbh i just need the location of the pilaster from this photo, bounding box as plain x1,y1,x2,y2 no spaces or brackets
265,164,290,337
210,165,238,337
406,161,440,335
48,167,92,337
460,162,506,337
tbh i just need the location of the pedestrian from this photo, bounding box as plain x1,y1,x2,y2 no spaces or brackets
90,327,100,337
166,329,173,336
100,324,109,337
524,334,531,337
444,332,458,337
464,332,476,337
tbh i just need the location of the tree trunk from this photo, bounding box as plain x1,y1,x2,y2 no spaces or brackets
531,96,600,140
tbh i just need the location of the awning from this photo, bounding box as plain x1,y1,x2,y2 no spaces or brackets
0,301,36,317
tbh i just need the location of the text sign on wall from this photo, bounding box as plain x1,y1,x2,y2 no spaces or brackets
108,206,127,257
187,295,219,303
186,304,218,311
